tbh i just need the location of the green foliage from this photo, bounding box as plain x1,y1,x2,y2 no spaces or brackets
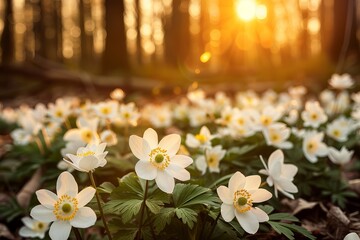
0,197,24,222
172,183,219,208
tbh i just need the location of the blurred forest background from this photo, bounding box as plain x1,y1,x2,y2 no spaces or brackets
0,0,359,100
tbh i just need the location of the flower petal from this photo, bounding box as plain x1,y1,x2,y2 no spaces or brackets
78,155,99,172
195,156,207,175
143,128,158,149
21,217,34,229
251,207,269,222
30,205,56,223
64,129,82,142
250,189,272,203
244,175,261,191
19,226,40,238
158,134,181,157
57,171,78,197
235,210,259,234
221,203,235,222
135,161,157,180
166,163,190,181
229,171,246,193
76,187,96,208
217,186,233,205
70,207,97,228
49,221,72,240
35,189,57,209
185,134,199,148
129,135,151,161
171,155,193,168
268,149,284,170
155,171,175,194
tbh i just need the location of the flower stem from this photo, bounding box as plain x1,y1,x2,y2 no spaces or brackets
136,180,149,240
89,171,112,240
207,212,221,239
73,228,83,240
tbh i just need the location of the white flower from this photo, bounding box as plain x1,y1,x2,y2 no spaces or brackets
1,107,18,123
259,150,298,199
187,89,205,105
329,73,354,90
328,146,354,165
326,118,350,142
217,172,272,234
19,217,49,239
64,117,100,145
48,98,72,123
254,106,283,130
320,89,335,105
344,232,360,240
301,101,328,128
195,145,226,174
10,113,42,145
65,143,108,172
94,100,118,120
31,172,96,240
115,102,140,126
236,91,259,109
185,126,214,149
263,123,293,149
351,92,360,105
289,86,307,98
216,106,234,126
100,129,118,146
284,109,299,125
129,128,193,193
188,107,208,127
145,105,172,128
302,131,328,163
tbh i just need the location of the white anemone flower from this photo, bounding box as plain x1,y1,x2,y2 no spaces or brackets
326,119,350,142
217,171,272,234
329,73,354,90
301,101,328,128
64,143,108,172
115,102,140,127
93,100,118,120
328,146,354,165
30,172,96,240
19,217,49,239
64,117,100,145
302,131,328,163
48,98,72,123
129,128,193,193
100,129,118,146
344,232,360,240
185,126,214,149
263,123,293,149
188,107,208,127
259,149,298,199
253,106,283,130
195,145,226,174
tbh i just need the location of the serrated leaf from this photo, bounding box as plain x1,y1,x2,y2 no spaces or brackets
173,184,219,208
227,145,257,155
269,213,299,222
268,221,295,240
111,172,143,200
145,200,162,214
174,208,197,229
104,199,142,223
279,222,316,240
153,207,175,233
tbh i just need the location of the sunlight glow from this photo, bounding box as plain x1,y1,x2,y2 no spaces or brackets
200,52,212,63
236,0,257,21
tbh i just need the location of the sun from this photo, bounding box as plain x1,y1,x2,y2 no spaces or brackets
235,0,257,21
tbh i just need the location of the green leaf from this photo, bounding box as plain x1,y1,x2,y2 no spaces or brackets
227,145,257,155
153,207,175,233
173,184,219,208
268,221,295,240
279,222,316,240
98,182,116,194
104,199,142,223
269,213,299,222
145,200,162,214
174,208,198,229
208,174,233,189
257,205,274,215
111,172,143,200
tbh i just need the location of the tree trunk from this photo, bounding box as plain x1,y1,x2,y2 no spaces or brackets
1,0,15,64
102,0,129,74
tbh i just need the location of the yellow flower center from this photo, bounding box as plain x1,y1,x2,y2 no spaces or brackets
195,134,207,144
149,147,170,170
206,154,218,167
34,222,45,232
81,129,94,143
233,189,253,213
55,110,63,118
77,150,95,157
53,195,79,221
224,115,232,123
100,107,111,115
332,129,340,137
237,118,244,125
123,112,130,119
311,113,318,120
307,141,318,153
261,116,272,126
270,132,280,143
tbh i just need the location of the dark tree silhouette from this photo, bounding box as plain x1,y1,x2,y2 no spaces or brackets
102,0,129,74
1,0,15,64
